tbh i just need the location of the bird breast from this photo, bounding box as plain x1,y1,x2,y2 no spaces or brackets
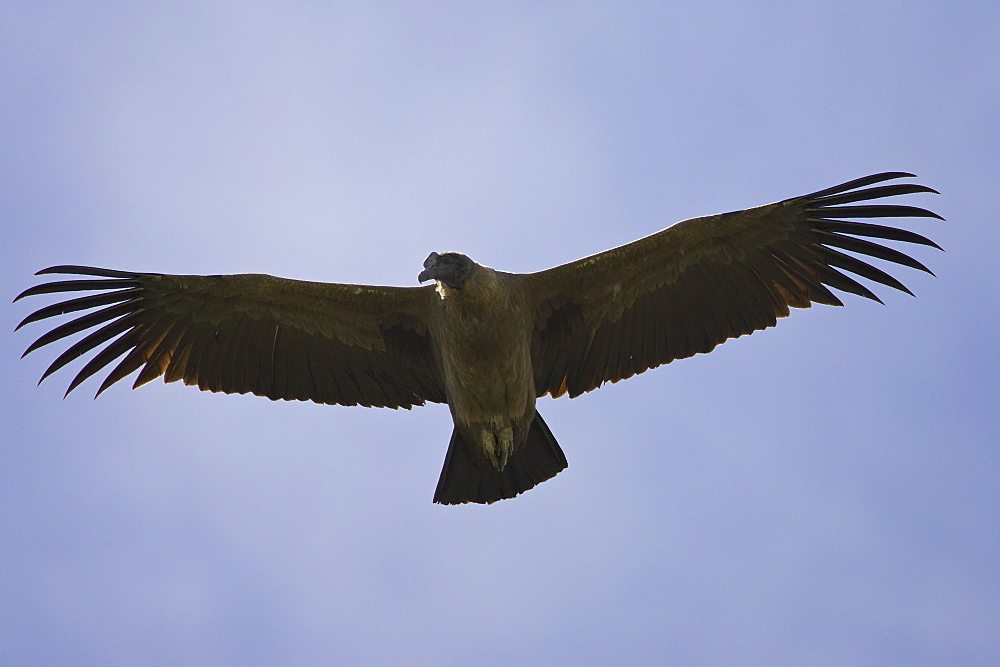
433,270,535,426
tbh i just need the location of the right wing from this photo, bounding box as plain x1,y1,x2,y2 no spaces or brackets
15,267,446,408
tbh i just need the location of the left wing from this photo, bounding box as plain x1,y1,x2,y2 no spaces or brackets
15,268,445,408
525,172,942,398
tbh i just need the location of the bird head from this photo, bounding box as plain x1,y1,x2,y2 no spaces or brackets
418,252,474,289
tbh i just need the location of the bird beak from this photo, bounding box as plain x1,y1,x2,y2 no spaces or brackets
418,268,435,283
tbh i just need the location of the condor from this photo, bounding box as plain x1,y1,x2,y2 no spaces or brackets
15,172,942,504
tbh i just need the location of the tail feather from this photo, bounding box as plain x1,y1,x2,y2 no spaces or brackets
433,412,567,505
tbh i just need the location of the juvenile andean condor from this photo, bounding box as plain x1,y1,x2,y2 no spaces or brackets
15,172,942,504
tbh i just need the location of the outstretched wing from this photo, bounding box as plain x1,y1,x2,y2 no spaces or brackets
526,172,942,398
15,268,445,408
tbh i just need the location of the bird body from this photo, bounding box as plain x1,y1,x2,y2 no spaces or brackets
15,172,942,504
419,254,567,503
431,264,536,469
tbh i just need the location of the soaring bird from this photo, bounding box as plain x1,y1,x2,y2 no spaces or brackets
15,172,941,504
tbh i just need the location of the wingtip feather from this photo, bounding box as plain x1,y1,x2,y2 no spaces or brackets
36,265,140,278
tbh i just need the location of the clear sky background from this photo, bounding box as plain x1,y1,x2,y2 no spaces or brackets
2,3,997,664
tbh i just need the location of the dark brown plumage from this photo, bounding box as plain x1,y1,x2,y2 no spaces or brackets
15,172,942,504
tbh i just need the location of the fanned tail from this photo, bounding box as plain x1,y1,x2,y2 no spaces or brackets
433,412,567,505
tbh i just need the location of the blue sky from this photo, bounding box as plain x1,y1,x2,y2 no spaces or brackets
2,3,997,664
